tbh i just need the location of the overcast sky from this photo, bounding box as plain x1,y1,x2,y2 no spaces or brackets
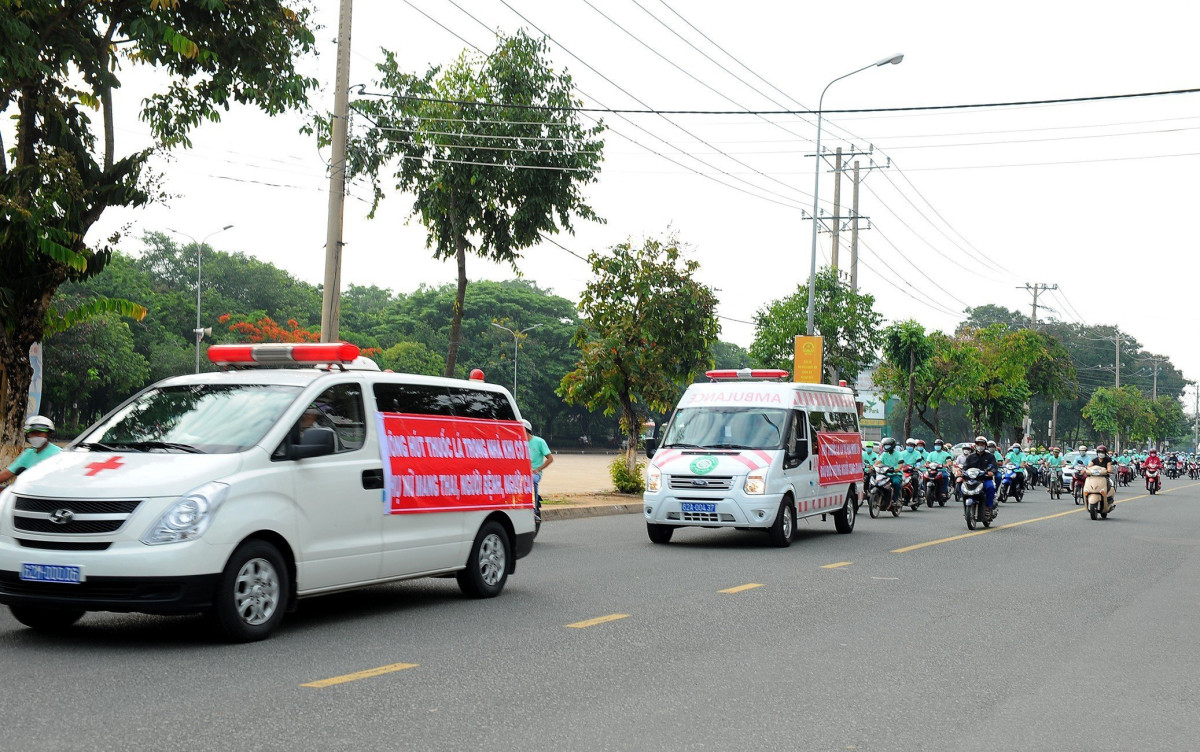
84,0,1200,401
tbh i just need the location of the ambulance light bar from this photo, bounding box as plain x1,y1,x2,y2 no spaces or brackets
705,369,790,381
208,342,361,368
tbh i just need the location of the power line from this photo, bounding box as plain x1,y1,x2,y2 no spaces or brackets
354,86,1200,115
895,149,1200,172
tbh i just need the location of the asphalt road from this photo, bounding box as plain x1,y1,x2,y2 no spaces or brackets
3,477,1199,752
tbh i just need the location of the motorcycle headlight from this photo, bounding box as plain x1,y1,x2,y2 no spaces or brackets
744,468,767,495
141,481,230,545
646,466,662,493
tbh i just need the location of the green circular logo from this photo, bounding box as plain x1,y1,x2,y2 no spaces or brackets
690,456,719,475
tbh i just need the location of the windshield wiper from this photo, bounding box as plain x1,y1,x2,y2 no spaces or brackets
75,441,123,452
663,442,704,449
119,440,205,454
707,443,754,450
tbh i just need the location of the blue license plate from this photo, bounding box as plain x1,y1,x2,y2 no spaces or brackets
20,563,82,584
681,502,716,513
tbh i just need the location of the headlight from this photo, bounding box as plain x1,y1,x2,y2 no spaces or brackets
141,481,230,545
646,466,662,493
744,469,767,495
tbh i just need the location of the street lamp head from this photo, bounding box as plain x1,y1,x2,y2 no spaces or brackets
876,53,904,66
221,224,234,231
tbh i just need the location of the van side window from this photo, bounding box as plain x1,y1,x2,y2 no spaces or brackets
310,383,366,452
810,410,858,433
790,410,810,463
449,387,517,420
373,383,455,416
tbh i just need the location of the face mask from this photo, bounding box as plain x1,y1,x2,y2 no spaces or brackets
975,445,985,453
28,436,47,449
1098,453,1106,459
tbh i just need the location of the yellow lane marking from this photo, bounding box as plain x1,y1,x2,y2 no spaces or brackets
302,662,418,689
891,482,1199,554
820,562,853,569
719,583,765,593
567,613,630,629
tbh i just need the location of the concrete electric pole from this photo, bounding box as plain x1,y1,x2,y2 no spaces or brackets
320,0,354,343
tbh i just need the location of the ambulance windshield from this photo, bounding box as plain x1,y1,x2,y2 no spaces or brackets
661,407,788,451
79,383,303,454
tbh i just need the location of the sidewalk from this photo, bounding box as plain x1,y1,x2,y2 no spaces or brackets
537,452,643,520
540,492,642,520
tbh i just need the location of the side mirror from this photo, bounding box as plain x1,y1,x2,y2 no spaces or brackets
291,426,336,460
644,437,658,458
796,438,809,457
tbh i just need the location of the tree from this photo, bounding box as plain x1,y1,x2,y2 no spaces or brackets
957,304,1027,333
880,321,934,439
0,1,317,445
748,268,883,385
559,236,719,474
876,330,980,437
379,342,444,377
1083,386,1153,448
42,315,150,434
316,30,605,377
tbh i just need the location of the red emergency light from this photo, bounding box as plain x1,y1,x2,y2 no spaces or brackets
705,368,790,381
207,342,361,367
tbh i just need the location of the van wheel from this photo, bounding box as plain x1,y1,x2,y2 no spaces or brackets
833,492,856,534
457,521,509,598
208,540,289,643
9,605,84,632
647,523,674,544
768,500,795,548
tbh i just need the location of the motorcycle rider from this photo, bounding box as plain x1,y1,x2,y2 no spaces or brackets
1090,444,1116,504
1143,448,1163,482
0,416,61,483
877,437,904,503
925,439,953,501
862,441,879,468
959,436,999,519
987,439,1003,464
1004,442,1027,494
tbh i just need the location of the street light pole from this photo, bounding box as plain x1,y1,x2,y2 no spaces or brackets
490,322,543,399
805,54,903,336
168,225,233,373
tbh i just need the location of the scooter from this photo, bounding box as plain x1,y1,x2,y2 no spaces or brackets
1048,466,1063,500
1144,466,1161,495
997,463,1024,503
923,461,949,508
1071,465,1087,505
867,464,901,518
1083,465,1114,520
900,464,922,510
1117,462,1132,487
961,468,994,530
1167,461,1180,480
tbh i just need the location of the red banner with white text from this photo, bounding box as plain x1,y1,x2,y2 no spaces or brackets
817,431,862,486
376,413,534,514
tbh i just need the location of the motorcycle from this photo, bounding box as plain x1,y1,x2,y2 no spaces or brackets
1083,465,1114,520
867,465,901,518
1116,462,1132,487
900,464,922,511
1166,462,1180,480
1071,465,1087,505
1189,462,1200,480
923,461,949,508
961,467,994,530
1048,466,1063,499
997,463,1024,503
1144,466,1161,495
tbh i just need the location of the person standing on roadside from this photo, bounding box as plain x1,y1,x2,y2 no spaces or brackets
523,419,554,508
0,416,61,484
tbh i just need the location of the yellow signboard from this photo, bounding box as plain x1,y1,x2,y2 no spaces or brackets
793,336,824,384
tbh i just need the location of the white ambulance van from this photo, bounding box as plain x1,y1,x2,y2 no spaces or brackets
642,369,862,546
0,343,536,641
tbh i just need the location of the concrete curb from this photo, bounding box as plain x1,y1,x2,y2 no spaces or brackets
541,501,642,520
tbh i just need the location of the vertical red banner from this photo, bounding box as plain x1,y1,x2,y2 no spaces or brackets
376,413,534,514
817,431,863,486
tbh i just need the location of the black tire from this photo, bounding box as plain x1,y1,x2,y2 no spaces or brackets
925,487,935,508
9,605,84,632
1089,508,1099,520
833,492,857,534
998,486,1008,504
981,514,991,528
647,523,674,544
457,521,510,598
1015,486,1024,503
208,539,289,643
768,500,795,547
868,490,881,519
1101,511,1108,519
890,500,901,517
965,503,976,530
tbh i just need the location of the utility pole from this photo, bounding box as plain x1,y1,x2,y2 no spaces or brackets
1142,355,1168,400
1193,385,1198,451
1050,398,1058,448
1018,282,1058,328
320,0,354,343
850,160,860,291
1115,328,1120,388
830,148,842,271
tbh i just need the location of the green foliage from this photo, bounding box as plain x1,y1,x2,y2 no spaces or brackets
559,235,719,473
749,268,883,384
0,0,318,444
43,316,150,435
609,456,646,494
312,30,604,376
379,342,445,377
958,304,1028,333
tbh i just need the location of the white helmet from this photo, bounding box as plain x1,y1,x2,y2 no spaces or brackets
23,415,54,434
905,438,917,447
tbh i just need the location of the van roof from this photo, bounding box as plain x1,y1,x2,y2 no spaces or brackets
680,380,856,411
155,367,516,396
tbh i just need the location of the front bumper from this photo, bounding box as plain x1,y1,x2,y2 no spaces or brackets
642,493,784,529
0,570,219,614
